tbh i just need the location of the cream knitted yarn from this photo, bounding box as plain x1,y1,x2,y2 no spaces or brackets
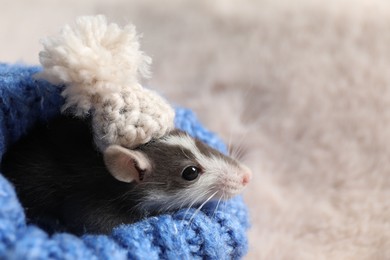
36,15,175,150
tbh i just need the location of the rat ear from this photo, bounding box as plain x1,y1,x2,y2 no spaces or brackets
103,145,151,183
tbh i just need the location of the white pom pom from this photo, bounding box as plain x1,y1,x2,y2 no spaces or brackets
37,15,175,150
37,15,151,115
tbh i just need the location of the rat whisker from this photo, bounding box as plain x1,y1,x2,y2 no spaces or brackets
226,124,234,157
179,195,191,211
230,142,240,159
226,82,255,157
230,121,252,160
234,148,245,161
178,193,193,212
154,189,208,214
189,190,218,225
232,140,244,160
181,187,209,212
236,152,252,164
138,181,166,185
183,190,209,217
240,150,257,163
111,189,138,203
212,192,224,219
180,146,192,160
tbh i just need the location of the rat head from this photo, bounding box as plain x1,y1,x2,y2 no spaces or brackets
103,129,252,212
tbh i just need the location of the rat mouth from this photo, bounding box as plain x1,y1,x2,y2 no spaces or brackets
214,188,242,201
217,177,248,197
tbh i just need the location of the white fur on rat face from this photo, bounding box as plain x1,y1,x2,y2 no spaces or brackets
104,129,252,213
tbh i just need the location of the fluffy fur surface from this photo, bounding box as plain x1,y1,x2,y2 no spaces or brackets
0,64,249,259
38,15,175,150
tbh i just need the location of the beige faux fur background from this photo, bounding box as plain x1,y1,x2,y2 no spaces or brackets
2,0,390,259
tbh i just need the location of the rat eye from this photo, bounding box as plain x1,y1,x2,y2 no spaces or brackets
181,166,201,181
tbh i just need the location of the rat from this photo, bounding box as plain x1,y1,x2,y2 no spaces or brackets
0,115,252,235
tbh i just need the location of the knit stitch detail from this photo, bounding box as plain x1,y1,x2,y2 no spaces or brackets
0,64,249,259
37,15,175,150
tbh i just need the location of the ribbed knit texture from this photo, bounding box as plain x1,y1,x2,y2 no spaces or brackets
0,63,249,259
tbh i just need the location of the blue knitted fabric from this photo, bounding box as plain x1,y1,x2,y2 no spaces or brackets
0,63,250,260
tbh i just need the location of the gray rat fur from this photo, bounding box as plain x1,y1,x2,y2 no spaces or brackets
1,115,251,235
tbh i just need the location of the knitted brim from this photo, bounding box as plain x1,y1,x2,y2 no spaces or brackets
0,63,249,259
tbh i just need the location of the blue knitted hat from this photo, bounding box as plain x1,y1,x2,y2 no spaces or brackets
0,64,250,259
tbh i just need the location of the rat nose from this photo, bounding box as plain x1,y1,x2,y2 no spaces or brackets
241,166,252,186
242,174,251,185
